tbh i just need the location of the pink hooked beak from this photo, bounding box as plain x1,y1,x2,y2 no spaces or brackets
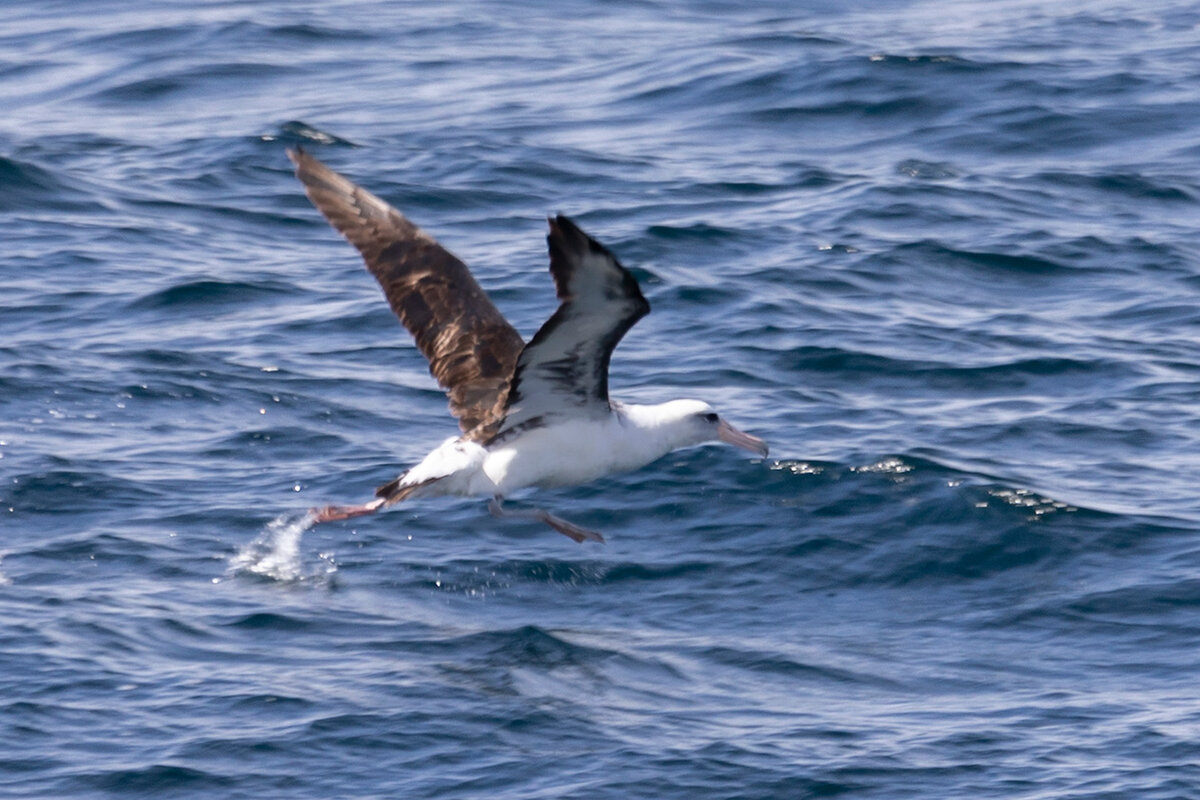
717,419,769,457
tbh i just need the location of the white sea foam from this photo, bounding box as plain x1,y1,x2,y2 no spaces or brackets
230,512,331,582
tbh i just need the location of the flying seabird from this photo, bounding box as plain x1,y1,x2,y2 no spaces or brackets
288,148,767,543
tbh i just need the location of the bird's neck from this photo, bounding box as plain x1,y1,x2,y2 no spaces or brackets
613,401,691,461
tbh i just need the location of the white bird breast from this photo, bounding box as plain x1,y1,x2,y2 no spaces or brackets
481,416,665,495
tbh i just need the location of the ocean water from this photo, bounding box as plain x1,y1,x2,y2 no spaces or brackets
3,0,1200,797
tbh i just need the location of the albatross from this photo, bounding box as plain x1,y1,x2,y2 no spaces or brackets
289,148,767,543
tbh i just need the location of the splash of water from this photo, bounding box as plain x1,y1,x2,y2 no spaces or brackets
229,512,332,582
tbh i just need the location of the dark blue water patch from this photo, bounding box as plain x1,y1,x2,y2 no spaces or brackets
0,155,103,213
961,100,1199,155
221,611,316,633
7,132,149,173
653,283,744,309
747,94,949,125
1067,579,1200,619
120,192,308,231
645,221,743,241
612,58,808,116
257,21,377,44
71,20,212,55
594,559,714,583
1033,233,1192,276
86,60,305,106
5,531,200,588
0,58,63,86
679,169,843,199
425,624,618,671
886,239,1078,276
727,58,1010,131
203,427,349,462
126,278,299,312
733,454,1194,583
75,17,376,64
1033,169,1199,203
593,745,863,800
122,347,232,369
695,642,896,688
475,155,631,196
4,466,163,515
718,30,850,51
85,75,183,104
79,764,239,796
758,344,1133,397
0,155,65,195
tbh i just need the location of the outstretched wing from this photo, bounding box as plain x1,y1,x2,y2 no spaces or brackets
289,148,525,438
492,214,650,441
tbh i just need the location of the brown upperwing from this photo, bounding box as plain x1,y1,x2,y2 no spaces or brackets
288,148,525,439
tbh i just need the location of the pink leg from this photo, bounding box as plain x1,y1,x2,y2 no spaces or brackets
310,497,385,524
488,497,605,544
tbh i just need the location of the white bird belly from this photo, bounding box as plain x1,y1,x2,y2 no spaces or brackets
482,417,664,495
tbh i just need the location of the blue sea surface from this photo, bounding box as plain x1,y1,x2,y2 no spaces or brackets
3,1,1200,797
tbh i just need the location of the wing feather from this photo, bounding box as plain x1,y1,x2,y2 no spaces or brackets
492,215,649,441
289,148,524,437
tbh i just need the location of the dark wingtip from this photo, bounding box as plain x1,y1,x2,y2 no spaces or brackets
547,213,607,260
547,214,579,243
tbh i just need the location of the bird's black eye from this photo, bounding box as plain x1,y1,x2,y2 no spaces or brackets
702,412,719,423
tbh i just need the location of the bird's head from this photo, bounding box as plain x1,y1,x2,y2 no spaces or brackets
653,399,769,457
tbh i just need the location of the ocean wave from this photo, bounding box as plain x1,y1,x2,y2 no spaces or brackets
126,278,299,312
3,2,1199,797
